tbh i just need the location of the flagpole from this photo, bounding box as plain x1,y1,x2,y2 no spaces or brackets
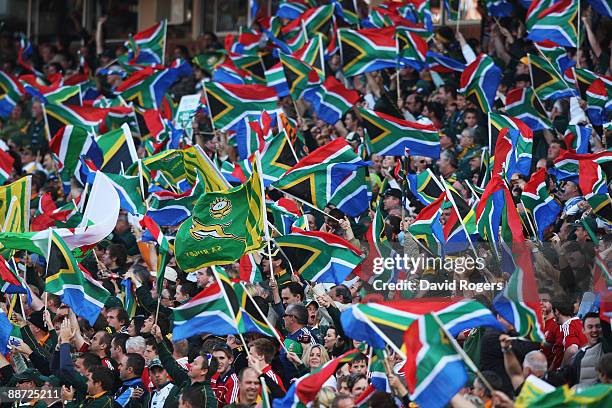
137,160,149,210
576,5,581,69
456,0,462,33
439,176,479,259
270,187,342,223
431,313,495,395
520,200,540,242
240,282,289,353
281,127,300,164
532,47,574,91
211,267,252,359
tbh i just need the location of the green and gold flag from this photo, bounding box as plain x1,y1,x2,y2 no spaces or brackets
0,176,31,233
175,159,264,272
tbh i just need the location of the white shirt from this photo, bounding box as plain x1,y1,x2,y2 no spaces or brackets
149,383,175,408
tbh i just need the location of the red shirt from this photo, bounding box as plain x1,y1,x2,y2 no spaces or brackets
542,317,563,370
561,317,587,350
211,370,239,406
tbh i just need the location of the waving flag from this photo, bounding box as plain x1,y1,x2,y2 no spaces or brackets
526,0,552,29
276,0,310,19
115,65,190,110
147,172,204,226
534,40,575,75
338,27,398,77
341,298,504,357
203,82,279,131
0,71,26,118
273,349,362,408
408,193,445,255
527,0,578,47
279,52,321,100
572,68,612,100
172,280,239,340
563,125,591,154
175,160,264,272
260,130,299,186
0,149,14,185
43,103,128,140
521,168,561,240
274,229,364,284
272,138,371,217
46,231,110,325
476,176,525,255
95,124,138,175
0,256,27,295
493,244,545,342
0,176,31,234
426,51,465,73
586,79,611,126
358,107,440,158
579,160,612,224
489,113,533,177
334,0,360,24
505,87,551,131
528,54,578,101
126,20,167,65
359,200,394,284
282,4,335,40
590,0,612,17
486,0,514,16
408,169,443,205
552,149,612,181
459,54,502,112
140,216,169,290
442,183,477,253
302,75,360,125
397,27,428,70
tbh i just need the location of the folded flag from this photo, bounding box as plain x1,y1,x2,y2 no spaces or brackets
333,0,360,24
276,0,311,20
493,243,545,343
140,215,169,291
0,309,13,354
358,107,440,158
272,138,371,217
175,159,264,272
552,149,612,181
527,0,578,47
505,87,551,131
486,0,514,16
358,197,394,284
459,54,502,113
528,54,578,101
338,27,397,77
45,230,110,325
490,113,533,178
274,228,364,284
521,168,561,240
397,27,428,70
282,4,335,41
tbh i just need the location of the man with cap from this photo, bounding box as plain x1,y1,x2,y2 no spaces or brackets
11,368,47,408
561,181,585,220
306,299,323,344
143,359,179,408
574,217,598,243
382,188,402,214
20,310,55,360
